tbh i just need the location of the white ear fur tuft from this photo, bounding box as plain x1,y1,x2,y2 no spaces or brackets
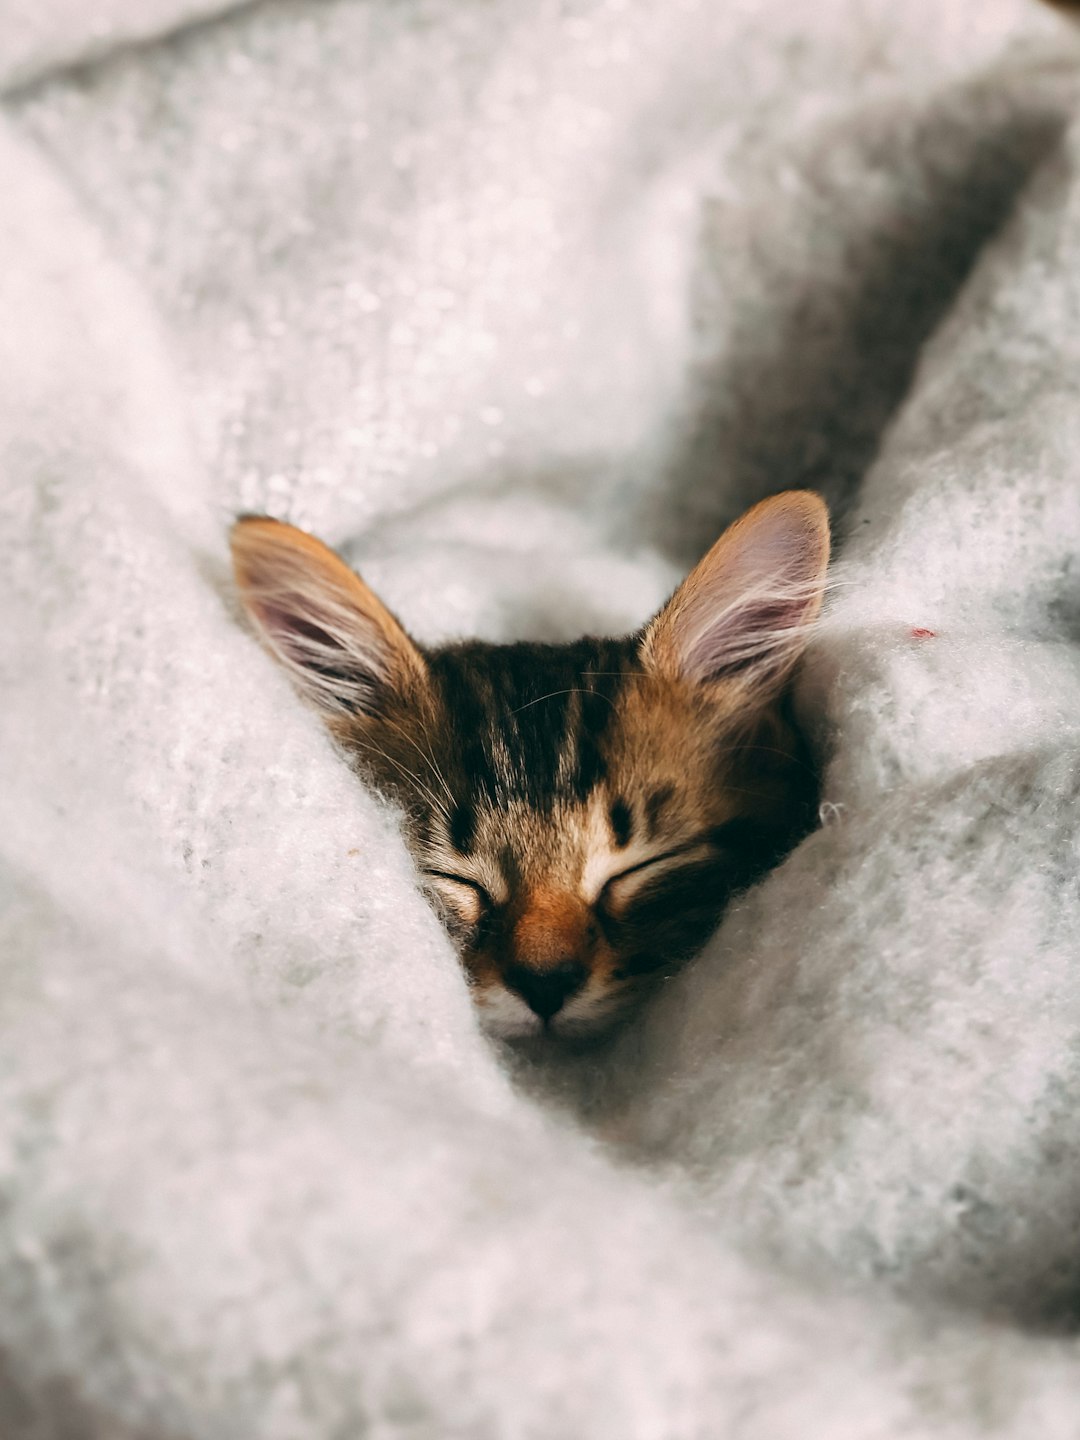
229,517,426,718
642,491,830,694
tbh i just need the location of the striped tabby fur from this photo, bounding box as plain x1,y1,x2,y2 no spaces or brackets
231,492,830,1040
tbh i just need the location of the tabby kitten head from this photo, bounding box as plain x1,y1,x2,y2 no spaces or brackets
230,492,829,1040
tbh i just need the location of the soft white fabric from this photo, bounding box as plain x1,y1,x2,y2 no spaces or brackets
5,0,1080,1434
0,0,254,91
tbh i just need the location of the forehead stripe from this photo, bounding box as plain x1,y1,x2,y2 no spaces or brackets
449,801,476,855
609,796,634,849
426,637,637,811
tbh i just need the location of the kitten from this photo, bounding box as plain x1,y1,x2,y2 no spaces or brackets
230,491,829,1040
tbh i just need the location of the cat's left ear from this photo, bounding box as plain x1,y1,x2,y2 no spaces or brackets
230,516,427,719
641,490,829,698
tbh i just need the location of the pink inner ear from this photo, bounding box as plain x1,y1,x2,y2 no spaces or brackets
254,583,395,714
260,600,377,679
247,599,377,715
681,593,815,680
232,517,425,719
240,556,399,714
664,494,829,687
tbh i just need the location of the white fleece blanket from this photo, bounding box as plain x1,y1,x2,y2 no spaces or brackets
6,0,1080,1434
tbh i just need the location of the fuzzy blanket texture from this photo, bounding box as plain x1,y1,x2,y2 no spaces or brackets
5,0,1080,1435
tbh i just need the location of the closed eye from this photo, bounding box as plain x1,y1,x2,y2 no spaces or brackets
599,840,714,913
422,870,493,930
598,821,758,915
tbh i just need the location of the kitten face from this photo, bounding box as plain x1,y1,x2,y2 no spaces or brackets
346,637,813,1038
230,493,829,1041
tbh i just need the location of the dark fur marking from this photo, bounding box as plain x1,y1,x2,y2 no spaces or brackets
425,638,638,811
609,796,634,848
706,817,783,886
707,817,767,851
449,801,476,855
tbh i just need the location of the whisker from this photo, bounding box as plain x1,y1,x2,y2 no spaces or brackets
377,712,458,812
510,687,620,716
351,738,452,823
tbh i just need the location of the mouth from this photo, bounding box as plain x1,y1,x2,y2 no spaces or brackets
475,984,632,1045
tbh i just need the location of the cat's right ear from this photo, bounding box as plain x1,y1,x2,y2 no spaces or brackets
229,516,427,719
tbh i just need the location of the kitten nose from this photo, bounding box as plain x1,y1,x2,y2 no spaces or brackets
504,961,587,1021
